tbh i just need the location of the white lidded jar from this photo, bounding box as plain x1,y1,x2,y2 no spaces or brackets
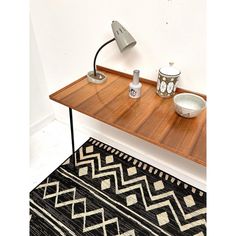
157,62,181,98
129,70,142,98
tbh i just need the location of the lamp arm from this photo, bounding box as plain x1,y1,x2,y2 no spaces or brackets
93,37,115,76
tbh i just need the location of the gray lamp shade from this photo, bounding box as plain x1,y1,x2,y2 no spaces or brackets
111,21,137,52
87,20,137,84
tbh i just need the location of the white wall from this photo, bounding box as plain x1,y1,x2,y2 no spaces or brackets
30,0,206,188
30,0,206,94
30,19,54,134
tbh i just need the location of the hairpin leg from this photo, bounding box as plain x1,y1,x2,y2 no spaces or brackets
69,108,76,172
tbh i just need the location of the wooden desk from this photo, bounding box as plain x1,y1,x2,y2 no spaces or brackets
50,66,206,166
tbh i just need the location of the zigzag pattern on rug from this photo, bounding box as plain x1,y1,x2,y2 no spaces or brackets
30,137,206,236
35,179,135,236
67,141,206,232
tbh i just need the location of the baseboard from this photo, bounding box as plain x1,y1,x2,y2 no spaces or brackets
30,113,55,135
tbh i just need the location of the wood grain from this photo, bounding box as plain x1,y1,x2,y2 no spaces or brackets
115,86,161,130
95,83,151,123
50,66,206,166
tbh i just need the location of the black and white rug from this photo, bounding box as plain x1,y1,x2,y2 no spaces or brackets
30,138,206,236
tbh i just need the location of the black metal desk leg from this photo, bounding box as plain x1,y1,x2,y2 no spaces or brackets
69,108,76,170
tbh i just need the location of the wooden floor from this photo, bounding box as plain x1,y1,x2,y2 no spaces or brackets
50,66,206,166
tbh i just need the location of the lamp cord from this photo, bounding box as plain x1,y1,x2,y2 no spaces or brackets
93,38,115,76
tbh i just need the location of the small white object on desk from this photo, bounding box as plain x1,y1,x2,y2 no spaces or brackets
173,93,206,118
129,70,142,98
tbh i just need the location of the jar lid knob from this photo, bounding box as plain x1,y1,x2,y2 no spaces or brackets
169,62,174,67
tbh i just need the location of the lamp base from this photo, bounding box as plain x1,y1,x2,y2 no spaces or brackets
87,71,107,84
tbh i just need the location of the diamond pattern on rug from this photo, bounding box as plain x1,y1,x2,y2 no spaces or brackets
78,166,88,176
183,195,196,208
101,179,111,190
154,180,165,191
156,212,170,226
126,194,138,206
85,145,94,154
127,167,137,176
30,137,206,236
105,155,114,164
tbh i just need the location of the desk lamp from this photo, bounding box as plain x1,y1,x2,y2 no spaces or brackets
87,21,137,83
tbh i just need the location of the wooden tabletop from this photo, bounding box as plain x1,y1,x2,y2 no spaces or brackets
50,66,206,166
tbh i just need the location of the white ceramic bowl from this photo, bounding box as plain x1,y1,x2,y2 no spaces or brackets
173,93,206,118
